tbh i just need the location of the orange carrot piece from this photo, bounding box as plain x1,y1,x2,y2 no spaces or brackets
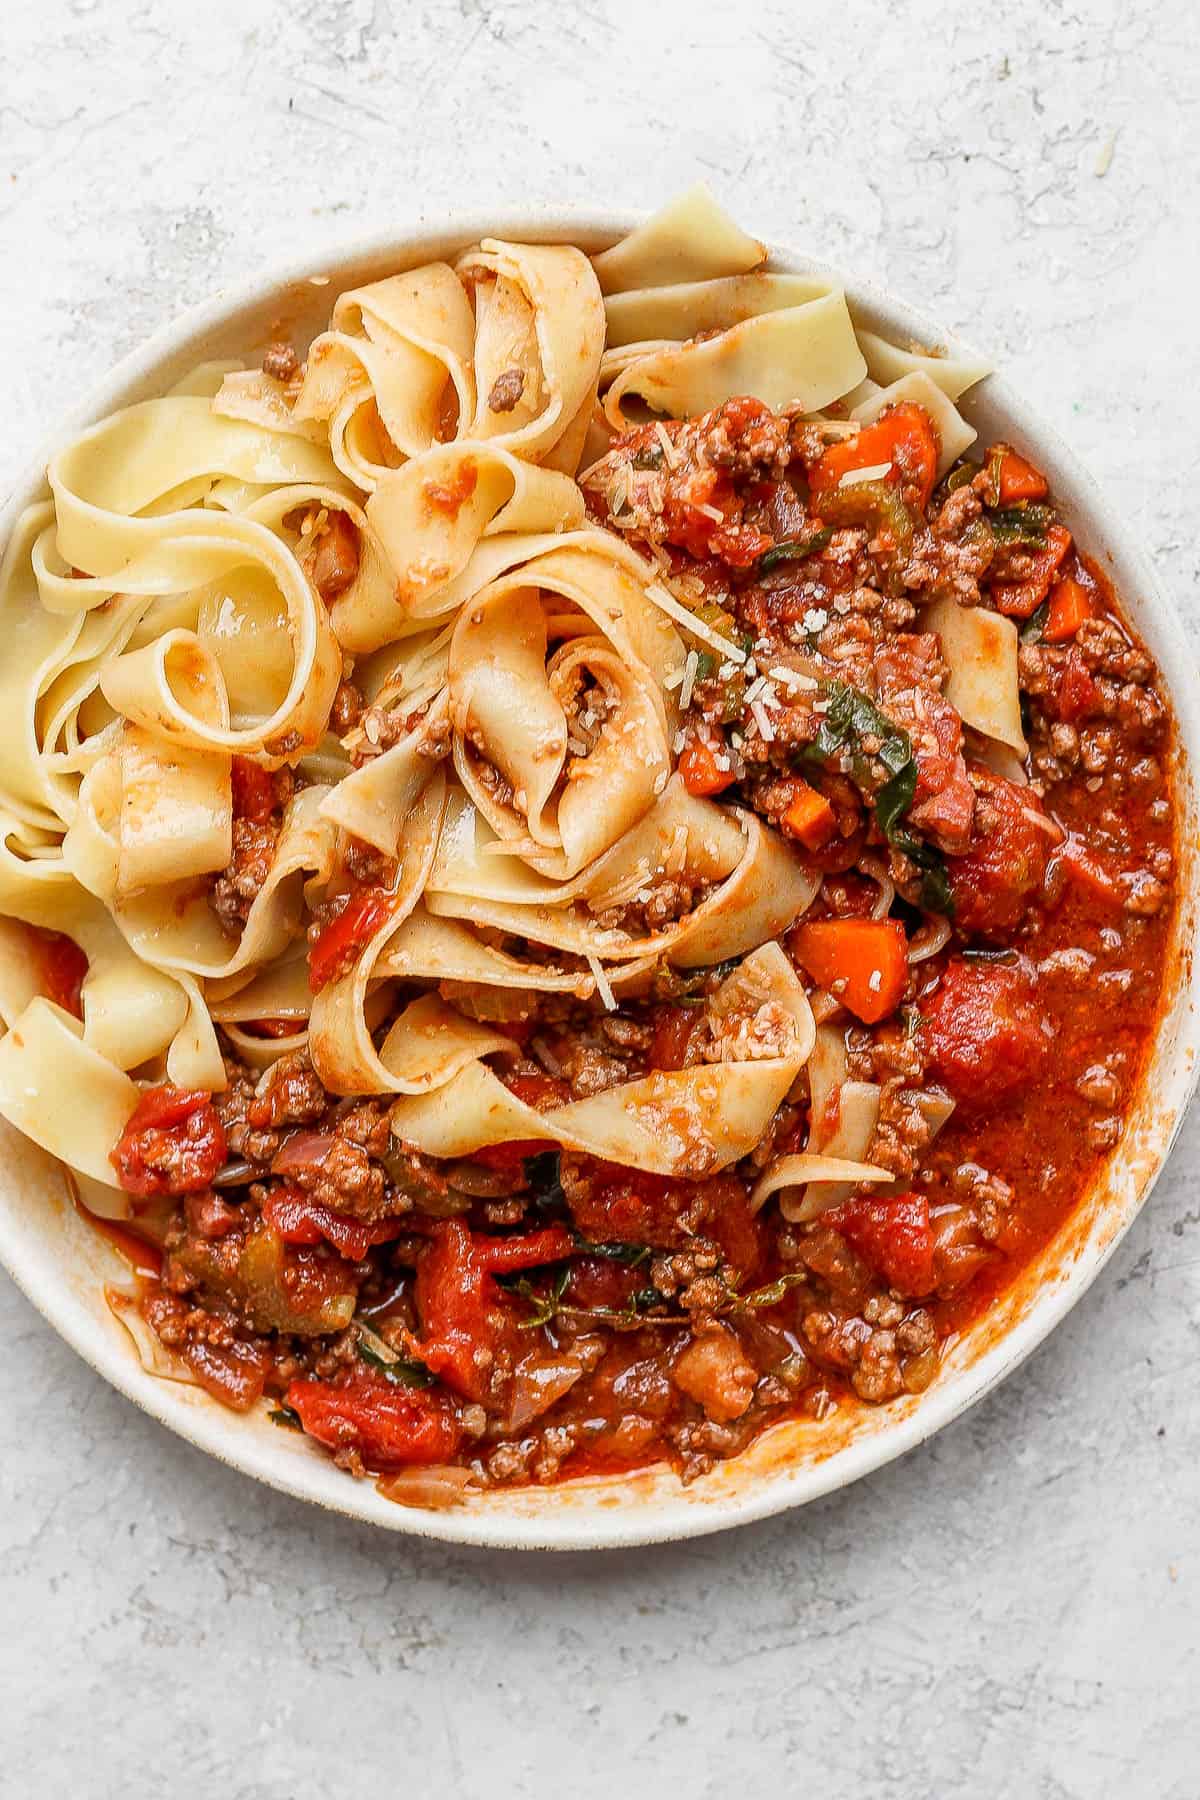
780,781,837,851
990,523,1074,619
996,447,1049,505
792,918,909,1024
808,403,939,510
1044,574,1093,643
678,735,735,797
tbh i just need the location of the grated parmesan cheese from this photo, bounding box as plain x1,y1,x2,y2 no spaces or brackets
839,462,893,489
749,698,776,742
868,969,882,993
655,422,680,469
679,649,700,711
768,665,819,692
644,582,747,665
586,953,617,1012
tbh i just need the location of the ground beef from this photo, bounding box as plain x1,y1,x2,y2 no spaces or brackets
261,342,300,382
246,1052,327,1132
211,819,278,934
215,1062,282,1165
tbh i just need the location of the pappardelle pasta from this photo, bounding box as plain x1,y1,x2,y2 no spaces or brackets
0,190,1176,1504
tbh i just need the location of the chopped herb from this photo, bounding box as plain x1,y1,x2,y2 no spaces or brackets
524,1150,567,1214
962,946,1019,964
1020,599,1050,644
573,1236,653,1267
631,445,664,471
900,1003,922,1039
945,459,979,493
355,1320,435,1386
269,1404,303,1431
799,681,954,916
506,1265,573,1330
874,757,918,842
624,1285,667,1318
757,528,834,573
734,1271,809,1310
988,502,1054,546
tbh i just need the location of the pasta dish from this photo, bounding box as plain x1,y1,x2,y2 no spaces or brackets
0,189,1176,1505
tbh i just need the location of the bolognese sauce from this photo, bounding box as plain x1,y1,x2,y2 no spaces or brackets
99,395,1175,1495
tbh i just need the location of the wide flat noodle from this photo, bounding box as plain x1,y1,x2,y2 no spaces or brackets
448,573,671,880
924,594,1026,755
286,264,478,489
455,239,605,464
603,289,866,427
427,777,820,968
591,185,766,295
604,272,834,349
350,442,585,652
852,325,991,404
388,944,814,1176
0,207,1012,1225
0,999,138,1184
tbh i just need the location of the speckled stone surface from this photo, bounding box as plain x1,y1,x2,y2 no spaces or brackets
2,3,1198,1794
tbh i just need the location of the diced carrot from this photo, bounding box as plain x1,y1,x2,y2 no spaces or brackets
780,780,837,851
990,523,1073,619
808,403,939,511
996,447,1049,505
1044,574,1093,643
792,918,909,1025
678,734,735,797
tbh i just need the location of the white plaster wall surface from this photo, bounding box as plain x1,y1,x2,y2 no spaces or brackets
1,1,1198,1794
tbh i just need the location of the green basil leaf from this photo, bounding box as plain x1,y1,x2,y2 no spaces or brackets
269,1404,303,1431
757,527,834,573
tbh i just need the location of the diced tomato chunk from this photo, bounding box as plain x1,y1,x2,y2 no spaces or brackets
413,1220,573,1402
231,757,278,825
922,958,1051,1108
565,1255,642,1312
990,523,1073,618
308,887,395,992
564,1164,763,1278
649,1003,704,1071
30,926,88,1018
808,403,939,511
825,1191,936,1296
261,1187,408,1262
792,919,908,1024
287,1369,463,1467
948,770,1051,938
110,1085,227,1197
1039,646,1101,724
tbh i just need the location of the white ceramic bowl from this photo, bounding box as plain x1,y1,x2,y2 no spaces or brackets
1,210,1197,1550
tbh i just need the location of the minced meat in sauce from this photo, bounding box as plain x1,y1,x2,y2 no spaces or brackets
103,396,1178,1497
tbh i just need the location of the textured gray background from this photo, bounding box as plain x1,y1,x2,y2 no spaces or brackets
2,2,1198,1794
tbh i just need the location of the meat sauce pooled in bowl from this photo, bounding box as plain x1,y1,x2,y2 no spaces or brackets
0,190,1178,1512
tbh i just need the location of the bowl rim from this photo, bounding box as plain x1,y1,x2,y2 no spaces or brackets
2,204,1197,1551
